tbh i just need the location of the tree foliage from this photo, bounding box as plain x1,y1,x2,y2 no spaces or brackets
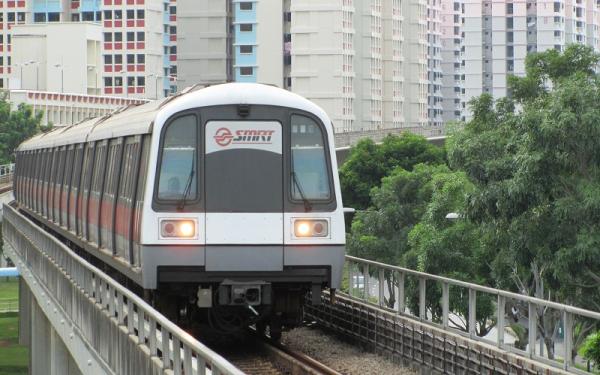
448,44,600,358
580,331,600,369
340,133,445,210
0,94,48,164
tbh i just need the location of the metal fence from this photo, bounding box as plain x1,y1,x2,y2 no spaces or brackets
345,255,600,374
0,163,14,187
3,204,244,375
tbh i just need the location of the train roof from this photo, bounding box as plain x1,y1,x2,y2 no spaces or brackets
17,83,331,152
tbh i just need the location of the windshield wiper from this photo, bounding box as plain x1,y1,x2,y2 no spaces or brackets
291,171,312,212
177,168,195,211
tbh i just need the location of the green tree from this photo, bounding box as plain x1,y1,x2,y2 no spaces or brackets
448,45,600,359
340,133,445,210
347,163,450,307
406,170,496,336
580,331,600,370
0,94,48,164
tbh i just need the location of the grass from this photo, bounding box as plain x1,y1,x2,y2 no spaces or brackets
0,279,27,375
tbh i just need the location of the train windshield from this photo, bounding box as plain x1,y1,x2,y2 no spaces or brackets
157,115,197,201
290,115,331,201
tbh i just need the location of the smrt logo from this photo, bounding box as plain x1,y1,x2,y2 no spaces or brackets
214,128,234,146
214,128,276,147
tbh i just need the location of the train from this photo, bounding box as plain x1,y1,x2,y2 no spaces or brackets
12,83,346,338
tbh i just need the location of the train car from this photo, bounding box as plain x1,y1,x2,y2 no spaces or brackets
13,83,345,337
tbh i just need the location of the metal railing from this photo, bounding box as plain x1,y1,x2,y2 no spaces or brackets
0,298,18,313
3,204,244,375
345,255,600,374
0,163,14,187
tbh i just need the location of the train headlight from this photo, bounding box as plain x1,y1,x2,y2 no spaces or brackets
293,219,329,238
160,219,197,239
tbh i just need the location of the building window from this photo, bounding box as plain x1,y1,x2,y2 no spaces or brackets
127,76,135,86
7,13,15,22
137,77,145,86
114,10,122,19
127,54,135,64
554,2,561,12
240,2,253,10
127,9,135,19
506,3,513,14
170,46,177,54
104,77,113,87
114,32,123,42
71,14,80,22
240,45,253,54
506,17,513,29
104,10,112,20
170,65,177,74
507,46,514,57
507,32,514,42
170,26,176,34
127,32,135,42
137,32,145,41
137,9,144,19
169,6,176,14
48,12,60,22
104,33,113,42
240,67,253,76
240,24,253,32
114,54,122,64
104,55,112,64
114,77,123,87
137,54,145,63
34,13,46,22
82,12,94,21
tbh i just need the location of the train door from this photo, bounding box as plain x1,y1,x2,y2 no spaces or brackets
204,120,284,271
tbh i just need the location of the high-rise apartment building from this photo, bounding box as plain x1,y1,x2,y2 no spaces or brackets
459,0,600,118
440,0,464,123
427,0,444,127
177,0,431,135
0,0,176,98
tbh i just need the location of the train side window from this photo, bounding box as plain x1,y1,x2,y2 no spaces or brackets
157,115,198,201
290,115,332,201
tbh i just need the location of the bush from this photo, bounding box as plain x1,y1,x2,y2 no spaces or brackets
580,331,600,369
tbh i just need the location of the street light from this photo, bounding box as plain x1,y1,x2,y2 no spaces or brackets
147,73,162,100
54,63,63,93
26,60,39,91
118,69,128,98
87,66,98,95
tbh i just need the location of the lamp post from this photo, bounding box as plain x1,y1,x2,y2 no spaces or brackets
54,63,63,93
87,66,98,95
118,69,128,98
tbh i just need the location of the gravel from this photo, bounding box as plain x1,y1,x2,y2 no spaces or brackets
282,326,417,375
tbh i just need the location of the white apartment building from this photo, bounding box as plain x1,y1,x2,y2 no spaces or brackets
0,0,177,99
427,0,444,127
461,0,600,119
440,0,464,123
10,23,102,95
177,0,432,136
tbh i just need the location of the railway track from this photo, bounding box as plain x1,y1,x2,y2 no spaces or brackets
223,331,342,375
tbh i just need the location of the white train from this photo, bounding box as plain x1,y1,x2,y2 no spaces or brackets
13,83,346,338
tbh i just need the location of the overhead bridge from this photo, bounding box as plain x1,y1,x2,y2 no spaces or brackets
3,188,600,374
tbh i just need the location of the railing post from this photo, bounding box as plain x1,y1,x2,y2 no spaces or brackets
378,268,385,308
349,262,355,297
497,295,505,348
563,311,573,370
419,277,426,320
397,271,405,314
442,282,449,329
528,302,537,358
363,264,369,301
468,289,476,338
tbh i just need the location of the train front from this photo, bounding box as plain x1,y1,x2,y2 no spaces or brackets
142,86,345,338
